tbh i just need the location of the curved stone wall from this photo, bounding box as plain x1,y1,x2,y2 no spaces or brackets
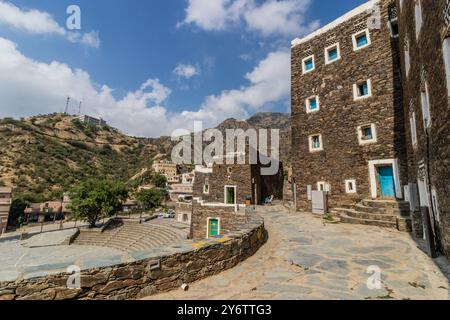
0,215,266,300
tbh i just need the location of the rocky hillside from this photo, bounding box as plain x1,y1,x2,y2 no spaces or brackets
0,114,165,199
0,112,291,200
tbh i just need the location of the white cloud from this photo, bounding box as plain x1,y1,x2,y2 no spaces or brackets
178,0,319,37
0,1,100,48
173,64,200,79
0,37,290,137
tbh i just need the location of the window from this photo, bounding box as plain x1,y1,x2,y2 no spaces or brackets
345,180,357,194
353,79,372,100
317,182,331,192
421,82,431,129
443,37,450,97
227,167,232,174
389,19,399,38
302,55,315,74
352,29,371,50
306,96,320,113
357,124,377,145
309,134,323,152
325,43,340,64
203,184,209,194
410,112,418,147
404,40,411,77
415,0,423,40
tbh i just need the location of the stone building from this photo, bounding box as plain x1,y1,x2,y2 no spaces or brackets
75,115,107,127
396,0,450,256
0,187,12,232
152,161,179,184
291,0,407,211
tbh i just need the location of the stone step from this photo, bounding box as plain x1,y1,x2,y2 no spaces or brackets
335,208,397,223
339,214,398,229
353,204,388,214
362,199,410,210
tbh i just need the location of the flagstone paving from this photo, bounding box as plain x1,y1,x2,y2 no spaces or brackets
145,205,450,300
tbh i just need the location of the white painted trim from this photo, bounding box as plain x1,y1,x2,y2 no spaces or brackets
224,185,237,205
324,43,341,64
309,134,323,152
443,37,450,97
317,181,327,191
305,95,320,113
345,179,357,194
357,123,378,145
206,217,221,239
368,159,403,199
410,112,418,148
302,55,315,74
291,0,380,47
353,79,373,101
352,28,372,51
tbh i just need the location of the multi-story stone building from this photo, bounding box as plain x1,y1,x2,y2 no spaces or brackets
291,0,407,210
152,161,179,184
396,0,450,256
0,187,12,232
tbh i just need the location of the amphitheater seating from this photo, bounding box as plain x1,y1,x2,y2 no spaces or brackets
72,219,189,253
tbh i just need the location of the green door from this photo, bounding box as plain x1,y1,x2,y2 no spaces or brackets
208,219,219,237
226,187,235,204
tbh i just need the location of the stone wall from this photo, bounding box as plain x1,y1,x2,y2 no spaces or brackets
191,200,249,239
193,164,256,204
291,0,407,210
0,216,266,300
396,0,450,257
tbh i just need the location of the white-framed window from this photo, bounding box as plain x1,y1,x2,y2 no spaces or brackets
317,181,330,192
404,40,411,77
443,37,450,97
309,134,323,152
302,55,315,74
305,95,320,113
345,180,357,194
352,29,371,51
353,79,372,100
420,82,431,129
410,112,418,148
203,184,210,194
357,124,377,145
325,43,341,64
388,18,399,38
415,0,423,40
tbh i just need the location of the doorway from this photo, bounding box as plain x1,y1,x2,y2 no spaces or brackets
378,166,395,198
225,186,236,205
208,218,220,238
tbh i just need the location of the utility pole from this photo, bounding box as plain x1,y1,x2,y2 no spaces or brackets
64,97,70,114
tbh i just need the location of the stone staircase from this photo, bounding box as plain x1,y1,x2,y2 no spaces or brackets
332,199,412,232
72,219,188,253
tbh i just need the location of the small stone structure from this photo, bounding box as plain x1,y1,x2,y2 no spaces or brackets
0,215,265,300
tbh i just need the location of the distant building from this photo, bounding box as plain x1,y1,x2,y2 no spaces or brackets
0,187,12,232
25,201,65,223
169,184,193,202
75,115,107,127
152,161,179,184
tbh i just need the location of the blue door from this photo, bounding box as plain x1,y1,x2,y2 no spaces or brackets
378,166,395,198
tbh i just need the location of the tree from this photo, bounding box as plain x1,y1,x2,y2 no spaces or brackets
69,179,128,228
152,174,167,189
8,198,28,228
135,188,166,211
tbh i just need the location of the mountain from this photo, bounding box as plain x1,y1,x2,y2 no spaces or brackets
0,112,291,200
0,114,165,200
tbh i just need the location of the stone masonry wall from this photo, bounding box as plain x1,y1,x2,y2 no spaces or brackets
191,201,249,239
291,0,407,210
0,216,266,300
397,0,450,257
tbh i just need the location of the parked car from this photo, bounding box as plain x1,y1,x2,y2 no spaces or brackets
158,211,175,219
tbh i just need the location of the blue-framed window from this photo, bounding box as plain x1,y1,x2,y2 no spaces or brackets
363,127,373,140
356,34,368,47
328,48,338,61
304,58,314,71
309,97,317,110
358,82,369,96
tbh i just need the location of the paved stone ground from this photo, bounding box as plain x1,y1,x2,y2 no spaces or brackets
146,205,450,300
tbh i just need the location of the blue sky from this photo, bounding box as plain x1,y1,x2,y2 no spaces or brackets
0,0,366,137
